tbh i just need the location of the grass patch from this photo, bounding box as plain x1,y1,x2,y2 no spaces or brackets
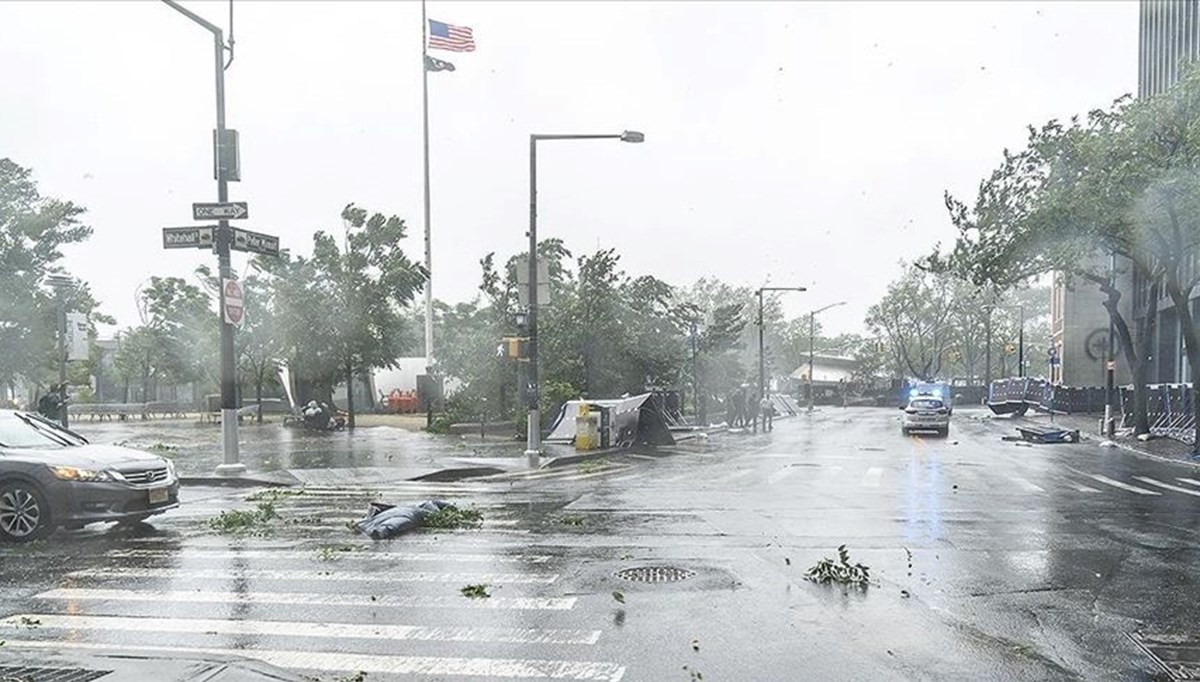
576,458,609,475
422,504,484,529
460,583,491,599
805,545,871,588
207,501,279,534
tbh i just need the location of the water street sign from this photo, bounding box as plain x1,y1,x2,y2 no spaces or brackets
222,277,245,327
193,201,249,220
162,226,215,249
232,228,280,257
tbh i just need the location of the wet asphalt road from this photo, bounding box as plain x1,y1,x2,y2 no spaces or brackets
2,407,1199,680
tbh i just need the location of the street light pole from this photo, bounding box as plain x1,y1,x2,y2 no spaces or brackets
161,0,243,475
525,131,644,467
755,286,807,405
806,301,847,412
45,275,74,429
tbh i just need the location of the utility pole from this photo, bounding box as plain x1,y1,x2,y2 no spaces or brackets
1105,251,1117,437
806,301,846,412
755,286,807,405
524,131,644,467
161,0,243,475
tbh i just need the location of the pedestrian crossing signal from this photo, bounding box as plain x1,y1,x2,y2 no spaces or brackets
500,337,530,360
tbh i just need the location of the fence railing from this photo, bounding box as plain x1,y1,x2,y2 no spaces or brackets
989,379,1197,444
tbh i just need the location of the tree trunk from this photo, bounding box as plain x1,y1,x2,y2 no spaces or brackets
1166,282,1200,449
345,360,356,429
1095,270,1153,435
255,367,264,425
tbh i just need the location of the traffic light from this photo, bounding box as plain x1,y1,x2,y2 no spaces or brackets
500,337,530,360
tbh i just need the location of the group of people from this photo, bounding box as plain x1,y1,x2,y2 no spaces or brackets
724,385,776,433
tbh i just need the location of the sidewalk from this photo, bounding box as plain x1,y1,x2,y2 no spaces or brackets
0,644,303,682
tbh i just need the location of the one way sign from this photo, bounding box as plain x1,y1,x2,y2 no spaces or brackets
193,201,249,220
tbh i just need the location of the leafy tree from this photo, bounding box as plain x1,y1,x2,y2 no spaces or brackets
0,158,100,400
273,204,427,427
866,265,957,382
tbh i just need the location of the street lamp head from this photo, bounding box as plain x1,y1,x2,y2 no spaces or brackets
620,130,645,143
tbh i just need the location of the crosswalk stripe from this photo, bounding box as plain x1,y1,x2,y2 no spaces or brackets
35,588,576,610
767,466,800,485
862,467,883,487
0,641,625,681
1008,476,1045,493
1084,474,1162,496
1176,477,1200,488
107,549,553,564
68,567,558,584
1133,476,1200,498
0,613,600,645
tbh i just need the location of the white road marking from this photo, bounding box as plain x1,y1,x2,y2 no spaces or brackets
1176,477,1200,488
68,567,558,584
107,549,552,564
1068,481,1102,493
862,467,883,487
35,588,576,610
767,467,800,485
0,613,600,645
1084,474,1162,496
0,641,625,681
1133,476,1200,497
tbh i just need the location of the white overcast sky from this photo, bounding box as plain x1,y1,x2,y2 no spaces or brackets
0,0,1135,336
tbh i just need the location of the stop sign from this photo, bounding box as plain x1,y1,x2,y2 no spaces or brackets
222,277,245,327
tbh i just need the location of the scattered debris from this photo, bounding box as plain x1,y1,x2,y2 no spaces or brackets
422,505,484,530
691,639,701,652
683,665,704,681
1099,440,1117,448
612,590,626,604
208,501,278,534
1015,442,1033,448
316,545,357,561
900,589,911,599
1137,433,1155,442
785,557,791,566
805,545,871,588
18,616,40,628
559,514,586,527
246,488,303,503
952,484,958,491
577,459,610,475
461,583,491,599
903,547,913,576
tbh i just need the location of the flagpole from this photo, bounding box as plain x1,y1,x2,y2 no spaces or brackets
421,0,434,374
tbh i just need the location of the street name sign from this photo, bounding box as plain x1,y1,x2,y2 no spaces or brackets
232,228,280,257
162,226,215,249
193,201,249,220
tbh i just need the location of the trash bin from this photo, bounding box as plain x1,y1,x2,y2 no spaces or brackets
575,403,600,452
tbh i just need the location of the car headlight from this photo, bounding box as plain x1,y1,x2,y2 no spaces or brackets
49,465,114,482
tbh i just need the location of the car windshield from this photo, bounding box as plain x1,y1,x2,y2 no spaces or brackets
0,412,78,449
910,399,944,410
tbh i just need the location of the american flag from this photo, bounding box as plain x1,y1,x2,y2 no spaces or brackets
428,19,475,52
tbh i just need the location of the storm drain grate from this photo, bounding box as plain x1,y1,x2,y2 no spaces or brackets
615,566,696,583
1130,632,1200,680
0,666,112,682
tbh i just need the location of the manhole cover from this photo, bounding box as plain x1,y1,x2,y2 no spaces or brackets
615,566,696,583
1131,633,1200,680
0,666,112,682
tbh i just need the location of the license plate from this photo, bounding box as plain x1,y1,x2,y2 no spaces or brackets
148,487,169,505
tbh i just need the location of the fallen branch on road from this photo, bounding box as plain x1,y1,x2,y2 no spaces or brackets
805,545,871,588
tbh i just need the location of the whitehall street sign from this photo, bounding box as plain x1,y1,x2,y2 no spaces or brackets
193,201,249,220
232,228,280,257
162,226,215,249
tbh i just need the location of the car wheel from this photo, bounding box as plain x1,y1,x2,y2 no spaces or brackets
939,427,950,438
0,481,52,542
901,427,909,436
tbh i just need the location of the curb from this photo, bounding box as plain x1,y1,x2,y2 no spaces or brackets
179,473,299,488
409,466,507,482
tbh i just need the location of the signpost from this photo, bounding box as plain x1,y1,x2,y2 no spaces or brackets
232,227,280,257
193,201,249,221
222,278,245,327
162,226,215,249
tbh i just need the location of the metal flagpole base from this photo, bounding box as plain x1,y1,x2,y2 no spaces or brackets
215,408,245,476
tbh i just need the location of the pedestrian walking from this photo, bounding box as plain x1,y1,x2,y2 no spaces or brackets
733,386,748,428
760,396,775,431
